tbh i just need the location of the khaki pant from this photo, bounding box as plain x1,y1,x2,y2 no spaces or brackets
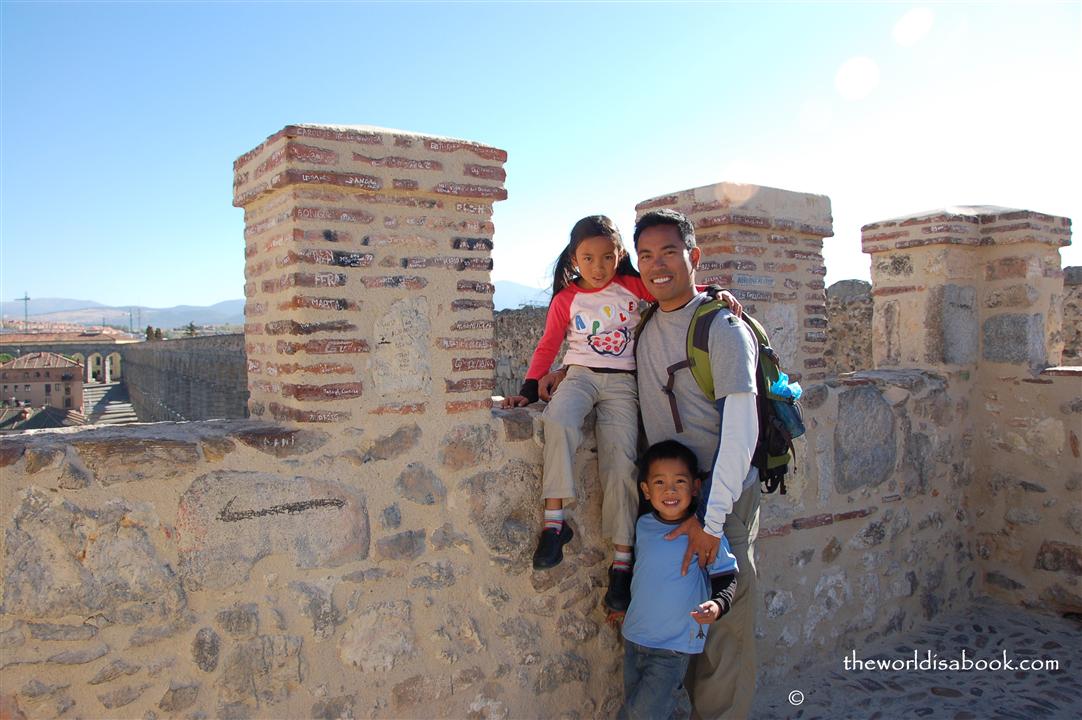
541,366,639,547
686,481,760,720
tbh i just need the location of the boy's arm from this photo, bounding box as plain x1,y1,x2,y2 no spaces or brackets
690,571,738,624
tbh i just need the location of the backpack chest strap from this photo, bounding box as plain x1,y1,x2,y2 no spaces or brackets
663,359,692,433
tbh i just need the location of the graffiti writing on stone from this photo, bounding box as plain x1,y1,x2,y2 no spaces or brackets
217,496,346,522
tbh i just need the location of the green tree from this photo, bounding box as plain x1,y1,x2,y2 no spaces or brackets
185,322,197,337
145,325,155,341
0,353,13,364
153,328,163,341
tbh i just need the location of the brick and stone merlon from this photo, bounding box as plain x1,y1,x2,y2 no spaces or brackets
636,181,833,382
234,125,508,422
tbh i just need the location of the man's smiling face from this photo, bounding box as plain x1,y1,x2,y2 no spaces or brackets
635,224,700,311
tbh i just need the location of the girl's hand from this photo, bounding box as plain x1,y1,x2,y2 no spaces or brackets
690,600,721,625
714,289,743,318
538,368,567,401
500,395,530,408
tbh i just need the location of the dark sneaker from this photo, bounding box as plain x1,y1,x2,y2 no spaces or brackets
532,523,574,570
603,566,632,612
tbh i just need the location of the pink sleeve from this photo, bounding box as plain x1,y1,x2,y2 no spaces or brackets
525,289,573,380
615,274,655,302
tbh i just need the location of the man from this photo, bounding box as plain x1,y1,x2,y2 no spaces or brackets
633,208,760,719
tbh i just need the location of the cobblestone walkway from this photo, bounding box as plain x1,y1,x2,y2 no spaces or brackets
752,597,1082,719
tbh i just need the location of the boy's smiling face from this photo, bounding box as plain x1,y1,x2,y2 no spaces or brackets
640,457,699,522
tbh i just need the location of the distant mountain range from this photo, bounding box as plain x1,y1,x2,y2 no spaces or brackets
0,283,548,329
0,298,246,329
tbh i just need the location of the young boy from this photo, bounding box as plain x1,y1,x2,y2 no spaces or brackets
619,440,739,720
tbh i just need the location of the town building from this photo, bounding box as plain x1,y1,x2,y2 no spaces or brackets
0,351,84,410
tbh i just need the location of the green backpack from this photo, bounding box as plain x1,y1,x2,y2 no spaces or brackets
636,297,804,494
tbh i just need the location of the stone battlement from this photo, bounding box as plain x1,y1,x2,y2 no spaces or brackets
0,124,1077,720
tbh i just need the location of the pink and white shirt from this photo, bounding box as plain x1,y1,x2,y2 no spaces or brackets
526,275,654,380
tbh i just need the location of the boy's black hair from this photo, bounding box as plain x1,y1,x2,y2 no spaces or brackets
550,215,639,297
637,439,701,486
633,208,697,251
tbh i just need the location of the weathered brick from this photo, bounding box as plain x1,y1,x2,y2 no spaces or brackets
451,299,495,311
277,249,374,269
262,272,347,294
439,337,494,350
446,399,493,414
765,263,798,274
805,317,828,328
287,125,383,145
833,507,877,522
265,362,354,376
732,289,772,302
804,357,827,369
809,266,827,276
451,319,495,332
805,331,828,343
807,280,826,290
360,233,438,248
451,237,494,251
457,280,495,294
293,205,375,224
433,182,507,200
402,256,493,271
287,141,339,165
454,201,493,215
268,402,351,423
393,179,419,190
245,322,265,335
245,302,267,316
759,524,792,539
277,339,370,355
352,153,443,170
423,139,507,162
279,296,359,311
463,163,507,181
772,292,798,302
284,383,363,402
371,402,427,415
784,250,821,261
804,305,827,315
446,378,496,393
452,357,496,372
361,276,428,290
265,320,357,336
792,514,834,530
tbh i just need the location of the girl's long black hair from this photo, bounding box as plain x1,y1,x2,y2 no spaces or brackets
550,215,639,297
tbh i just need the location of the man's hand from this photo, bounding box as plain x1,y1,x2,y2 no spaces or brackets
665,515,722,576
538,368,567,401
500,395,529,408
717,289,743,318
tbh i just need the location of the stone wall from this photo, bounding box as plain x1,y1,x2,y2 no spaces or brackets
970,368,1082,612
824,280,873,375
123,335,248,422
0,368,985,717
493,305,551,399
1063,266,1082,363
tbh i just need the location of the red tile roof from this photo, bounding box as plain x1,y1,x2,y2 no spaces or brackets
0,352,83,369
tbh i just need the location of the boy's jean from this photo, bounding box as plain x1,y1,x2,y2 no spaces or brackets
619,639,692,720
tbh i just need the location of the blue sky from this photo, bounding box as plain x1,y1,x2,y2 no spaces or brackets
1,1,1079,310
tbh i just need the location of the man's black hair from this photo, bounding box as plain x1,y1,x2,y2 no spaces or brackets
637,439,701,486
633,208,697,250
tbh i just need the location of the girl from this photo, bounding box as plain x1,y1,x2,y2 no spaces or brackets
502,215,738,613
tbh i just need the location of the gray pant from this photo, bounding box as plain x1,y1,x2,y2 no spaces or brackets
686,481,760,719
541,366,639,547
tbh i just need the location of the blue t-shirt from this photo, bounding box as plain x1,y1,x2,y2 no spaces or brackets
621,513,738,654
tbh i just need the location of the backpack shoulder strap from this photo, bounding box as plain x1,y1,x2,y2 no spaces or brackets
686,298,729,400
